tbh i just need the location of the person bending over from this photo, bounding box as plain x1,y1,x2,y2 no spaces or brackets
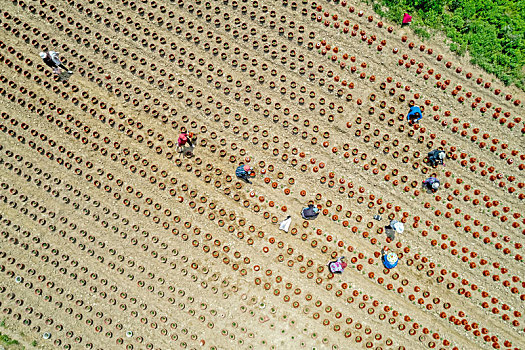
40,51,72,74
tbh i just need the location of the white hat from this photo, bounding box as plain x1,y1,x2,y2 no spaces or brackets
393,222,404,233
386,252,398,264
438,152,445,160
432,182,440,190
39,52,46,59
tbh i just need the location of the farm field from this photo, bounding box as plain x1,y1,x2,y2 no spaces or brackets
0,0,524,349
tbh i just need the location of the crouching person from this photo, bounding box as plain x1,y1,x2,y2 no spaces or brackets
328,257,347,274
236,164,254,184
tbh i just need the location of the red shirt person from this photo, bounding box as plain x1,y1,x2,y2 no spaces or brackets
177,133,194,148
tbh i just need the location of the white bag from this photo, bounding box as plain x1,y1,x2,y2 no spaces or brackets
279,216,292,233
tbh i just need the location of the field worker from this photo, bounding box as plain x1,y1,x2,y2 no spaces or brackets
402,13,412,25
428,149,446,167
423,177,440,193
177,132,197,155
39,51,72,74
385,219,404,240
301,203,320,220
328,257,347,274
407,105,422,125
178,132,194,148
381,247,398,269
236,164,254,184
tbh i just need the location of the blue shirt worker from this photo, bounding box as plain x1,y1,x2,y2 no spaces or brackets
407,106,422,125
423,177,440,193
382,248,398,269
236,165,254,184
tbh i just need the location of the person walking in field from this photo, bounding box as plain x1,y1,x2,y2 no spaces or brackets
236,164,254,184
39,51,72,74
427,149,446,167
407,105,422,125
423,177,440,193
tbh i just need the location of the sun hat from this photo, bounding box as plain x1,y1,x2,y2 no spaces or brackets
39,52,46,59
386,252,398,264
393,222,404,233
438,152,445,159
432,182,440,190
243,165,251,172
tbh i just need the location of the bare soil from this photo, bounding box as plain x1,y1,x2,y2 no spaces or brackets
0,0,523,349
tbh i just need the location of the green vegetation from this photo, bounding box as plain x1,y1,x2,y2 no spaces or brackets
369,0,525,90
0,332,19,345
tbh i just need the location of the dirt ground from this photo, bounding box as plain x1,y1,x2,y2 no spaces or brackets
0,0,523,349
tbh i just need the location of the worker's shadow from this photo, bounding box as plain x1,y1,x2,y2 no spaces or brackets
423,157,439,169
178,145,195,158
384,226,396,240
56,71,73,82
421,182,434,194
